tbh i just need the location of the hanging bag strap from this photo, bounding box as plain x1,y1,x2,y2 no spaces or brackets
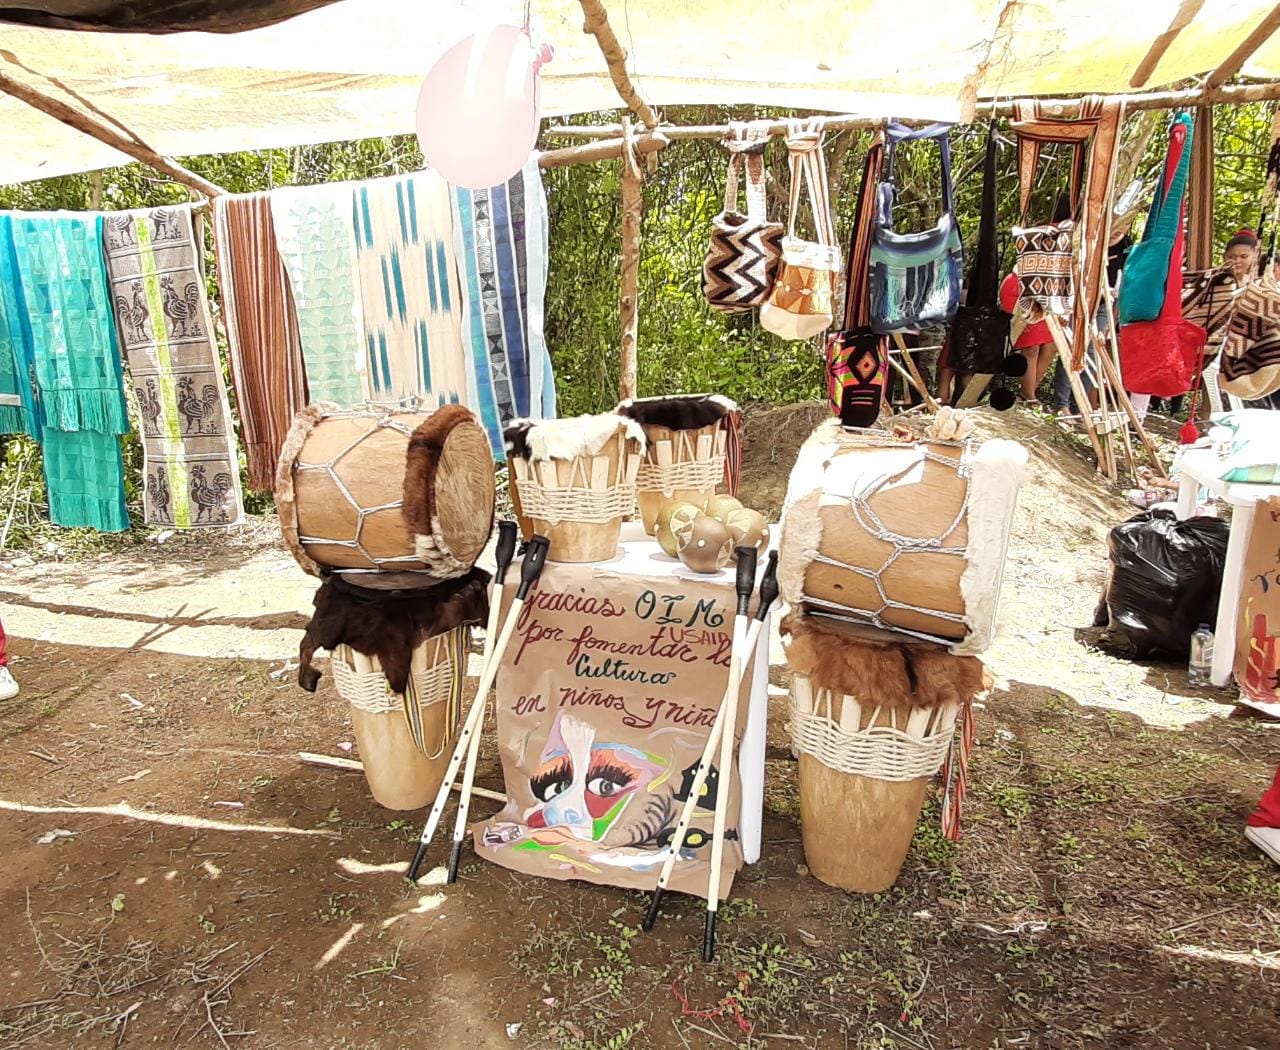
722,121,770,221
843,132,885,328
784,118,835,247
1148,114,1193,246
967,123,1000,308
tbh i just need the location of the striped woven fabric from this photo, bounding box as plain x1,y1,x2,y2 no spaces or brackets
212,193,308,491
353,171,467,404
452,158,554,455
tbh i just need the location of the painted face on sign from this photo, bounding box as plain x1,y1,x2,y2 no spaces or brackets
524,714,664,840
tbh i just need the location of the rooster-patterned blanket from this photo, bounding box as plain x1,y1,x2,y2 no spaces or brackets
103,204,244,528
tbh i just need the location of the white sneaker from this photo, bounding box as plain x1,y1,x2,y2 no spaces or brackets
1245,825,1280,867
0,666,18,700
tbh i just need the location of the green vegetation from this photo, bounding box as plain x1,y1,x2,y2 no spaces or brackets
0,103,1275,546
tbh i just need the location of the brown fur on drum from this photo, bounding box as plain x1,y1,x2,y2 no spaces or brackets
274,403,333,577
781,612,989,710
298,568,490,695
402,404,475,538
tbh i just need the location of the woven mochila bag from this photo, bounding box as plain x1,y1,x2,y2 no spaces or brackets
702,121,784,312
760,119,841,340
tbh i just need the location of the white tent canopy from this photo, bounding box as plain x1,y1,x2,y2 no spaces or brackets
3,0,1280,184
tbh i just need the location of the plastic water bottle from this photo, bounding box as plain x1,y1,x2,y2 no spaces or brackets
1189,624,1214,686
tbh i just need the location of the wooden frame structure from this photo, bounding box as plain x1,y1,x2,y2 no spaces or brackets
1,0,1279,472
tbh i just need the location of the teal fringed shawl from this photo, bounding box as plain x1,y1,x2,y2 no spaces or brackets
8,213,129,433
0,212,130,532
0,215,42,437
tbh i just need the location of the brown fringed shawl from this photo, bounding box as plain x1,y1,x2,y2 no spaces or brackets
1012,96,1125,369
212,193,308,491
299,568,490,695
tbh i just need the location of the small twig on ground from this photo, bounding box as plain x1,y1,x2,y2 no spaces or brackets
1163,906,1237,936
113,1000,140,1048
684,1022,735,1045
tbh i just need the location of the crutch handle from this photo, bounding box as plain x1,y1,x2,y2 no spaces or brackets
755,551,779,621
517,535,550,597
734,547,757,617
494,520,518,585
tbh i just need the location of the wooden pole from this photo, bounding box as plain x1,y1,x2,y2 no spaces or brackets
1206,4,1280,88
890,333,939,411
546,79,1280,142
1130,0,1206,88
578,0,661,130
538,131,668,169
1044,314,1106,472
0,69,226,199
618,118,643,401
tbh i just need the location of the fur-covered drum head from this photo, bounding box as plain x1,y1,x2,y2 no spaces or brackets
503,412,646,563
615,394,738,535
277,403,495,577
778,421,1027,655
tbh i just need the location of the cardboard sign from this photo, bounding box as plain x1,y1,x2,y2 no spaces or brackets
1236,497,1280,702
474,560,749,897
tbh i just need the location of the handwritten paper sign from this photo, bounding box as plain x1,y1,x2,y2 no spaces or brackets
474,560,748,896
1236,497,1280,702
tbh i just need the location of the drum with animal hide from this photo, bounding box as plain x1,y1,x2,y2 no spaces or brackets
615,394,738,534
778,421,1027,655
504,413,646,563
783,613,986,892
276,403,495,577
297,569,490,810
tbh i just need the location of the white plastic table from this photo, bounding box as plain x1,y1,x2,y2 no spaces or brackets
1174,446,1277,686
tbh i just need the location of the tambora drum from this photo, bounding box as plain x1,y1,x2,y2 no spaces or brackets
276,402,495,578
504,413,645,562
615,394,738,534
778,421,1027,654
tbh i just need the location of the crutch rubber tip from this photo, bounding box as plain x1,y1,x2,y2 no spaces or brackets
702,912,717,963
446,841,463,884
407,844,428,884
642,890,665,932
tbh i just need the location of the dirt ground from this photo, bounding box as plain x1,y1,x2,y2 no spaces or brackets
0,405,1277,1050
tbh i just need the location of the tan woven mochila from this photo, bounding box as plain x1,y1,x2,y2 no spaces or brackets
702,121,784,312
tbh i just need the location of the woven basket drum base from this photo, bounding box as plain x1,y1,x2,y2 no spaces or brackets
798,753,929,893
635,421,723,535
338,638,456,811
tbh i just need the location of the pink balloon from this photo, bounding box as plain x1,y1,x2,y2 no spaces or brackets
416,23,552,190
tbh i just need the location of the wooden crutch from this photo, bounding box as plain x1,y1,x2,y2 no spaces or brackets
407,533,549,883
702,551,779,962
446,520,518,883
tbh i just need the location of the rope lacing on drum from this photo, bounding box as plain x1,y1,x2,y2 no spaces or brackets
808,444,971,647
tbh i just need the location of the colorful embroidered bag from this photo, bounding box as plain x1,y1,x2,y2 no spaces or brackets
702,122,784,312
761,119,841,340
869,123,963,333
825,135,887,427
949,124,1010,375
1119,114,1194,325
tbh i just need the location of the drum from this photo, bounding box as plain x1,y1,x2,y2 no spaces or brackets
783,612,987,893
778,421,1027,654
277,402,495,578
505,413,645,562
331,627,468,810
615,394,738,534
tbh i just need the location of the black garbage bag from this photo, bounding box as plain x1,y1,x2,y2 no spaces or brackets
1092,509,1229,660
